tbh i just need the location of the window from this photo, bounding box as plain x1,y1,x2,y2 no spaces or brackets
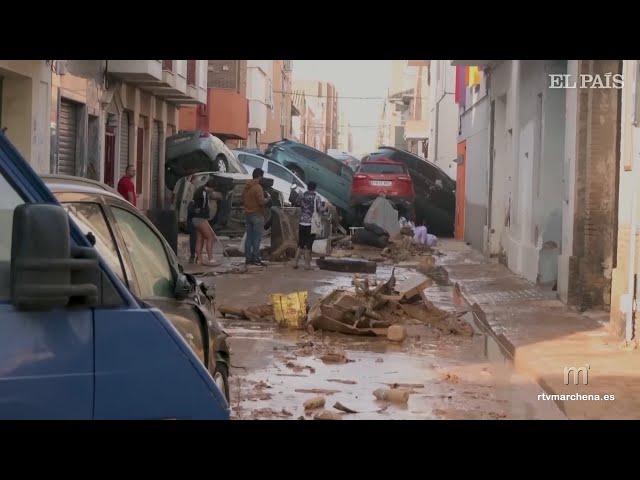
187,60,196,86
360,163,406,174
267,162,294,184
0,172,24,300
239,154,264,170
316,155,342,176
291,146,324,162
63,203,127,284
111,207,174,299
340,165,354,181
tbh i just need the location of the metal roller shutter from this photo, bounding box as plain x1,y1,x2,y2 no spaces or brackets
120,111,130,179
151,121,161,209
58,99,78,176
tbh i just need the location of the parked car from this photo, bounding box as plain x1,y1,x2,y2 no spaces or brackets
351,156,415,221
0,132,228,419
165,130,247,192
234,150,309,205
364,146,456,236
265,139,356,224
42,174,232,402
172,171,281,235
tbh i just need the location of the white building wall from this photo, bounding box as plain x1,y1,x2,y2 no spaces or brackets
558,60,580,301
247,61,272,134
0,60,51,173
428,60,458,179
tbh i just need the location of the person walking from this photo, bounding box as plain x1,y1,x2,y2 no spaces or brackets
117,165,137,207
289,181,327,270
242,168,269,266
191,178,219,266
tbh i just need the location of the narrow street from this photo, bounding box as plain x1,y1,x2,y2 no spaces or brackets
186,237,565,420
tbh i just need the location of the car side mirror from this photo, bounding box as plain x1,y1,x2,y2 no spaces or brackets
174,273,192,300
11,203,100,310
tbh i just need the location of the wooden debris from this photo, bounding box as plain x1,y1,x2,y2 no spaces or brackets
303,396,326,410
314,410,343,420
327,379,357,385
219,304,274,322
295,388,340,395
333,402,358,414
373,388,410,404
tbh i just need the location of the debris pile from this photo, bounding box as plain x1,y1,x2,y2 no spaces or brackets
306,270,473,337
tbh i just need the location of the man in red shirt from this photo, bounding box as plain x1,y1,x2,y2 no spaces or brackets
117,165,137,207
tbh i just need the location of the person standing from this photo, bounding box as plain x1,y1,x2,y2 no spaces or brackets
191,179,219,266
117,165,137,207
242,168,269,266
188,177,222,264
289,181,327,270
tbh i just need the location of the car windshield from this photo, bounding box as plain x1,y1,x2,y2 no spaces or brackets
359,163,406,174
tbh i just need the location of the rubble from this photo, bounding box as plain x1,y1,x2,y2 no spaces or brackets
373,388,410,404
314,410,343,420
306,269,473,337
303,396,326,410
219,304,274,322
333,402,358,414
387,325,407,342
295,388,340,395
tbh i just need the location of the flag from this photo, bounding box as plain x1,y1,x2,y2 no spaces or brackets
469,66,481,86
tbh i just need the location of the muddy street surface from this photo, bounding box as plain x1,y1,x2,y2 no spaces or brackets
191,243,565,420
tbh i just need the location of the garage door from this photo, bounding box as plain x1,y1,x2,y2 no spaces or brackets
58,99,78,176
120,111,130,179
150,121,162,209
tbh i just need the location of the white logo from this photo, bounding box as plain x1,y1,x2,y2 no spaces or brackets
549,74,623,89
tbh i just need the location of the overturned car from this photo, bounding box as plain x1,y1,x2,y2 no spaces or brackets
363,147,456,236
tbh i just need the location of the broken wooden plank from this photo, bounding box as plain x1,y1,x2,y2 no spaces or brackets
295,388,340,395
400,279,433,304
333,402,358,414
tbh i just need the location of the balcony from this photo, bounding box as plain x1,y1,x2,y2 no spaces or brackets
107,60,205,105
208,88,248,139
107,60,163,83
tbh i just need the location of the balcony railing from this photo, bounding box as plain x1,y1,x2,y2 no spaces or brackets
187,60,196,86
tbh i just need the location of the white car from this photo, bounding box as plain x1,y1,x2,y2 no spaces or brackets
233,150,308,206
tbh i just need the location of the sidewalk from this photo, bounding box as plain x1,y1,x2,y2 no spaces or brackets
435,239,640,419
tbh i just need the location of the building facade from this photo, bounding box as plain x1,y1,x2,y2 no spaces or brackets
1,60,207,211
262,60,293,147
178,60,249,148
293,80,338,152
427,60,458,179
246,61,273,149
0,60,52,174
453,60,626,338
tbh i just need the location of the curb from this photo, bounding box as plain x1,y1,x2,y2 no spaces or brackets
451,279,570,418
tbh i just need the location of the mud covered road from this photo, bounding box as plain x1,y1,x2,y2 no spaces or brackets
196,255,565,420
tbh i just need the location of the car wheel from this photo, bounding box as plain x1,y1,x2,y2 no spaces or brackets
215,154,228,173
212,361,230,403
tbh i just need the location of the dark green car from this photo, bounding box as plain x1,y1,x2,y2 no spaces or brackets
265,140,356,224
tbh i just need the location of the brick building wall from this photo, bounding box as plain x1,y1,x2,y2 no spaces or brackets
207,60,247,94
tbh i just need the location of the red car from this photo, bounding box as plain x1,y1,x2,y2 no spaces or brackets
350,157,415,219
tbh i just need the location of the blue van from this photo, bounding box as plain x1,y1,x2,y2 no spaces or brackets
0,132,229,420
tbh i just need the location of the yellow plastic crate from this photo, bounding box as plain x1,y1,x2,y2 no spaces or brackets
271,291,308,329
